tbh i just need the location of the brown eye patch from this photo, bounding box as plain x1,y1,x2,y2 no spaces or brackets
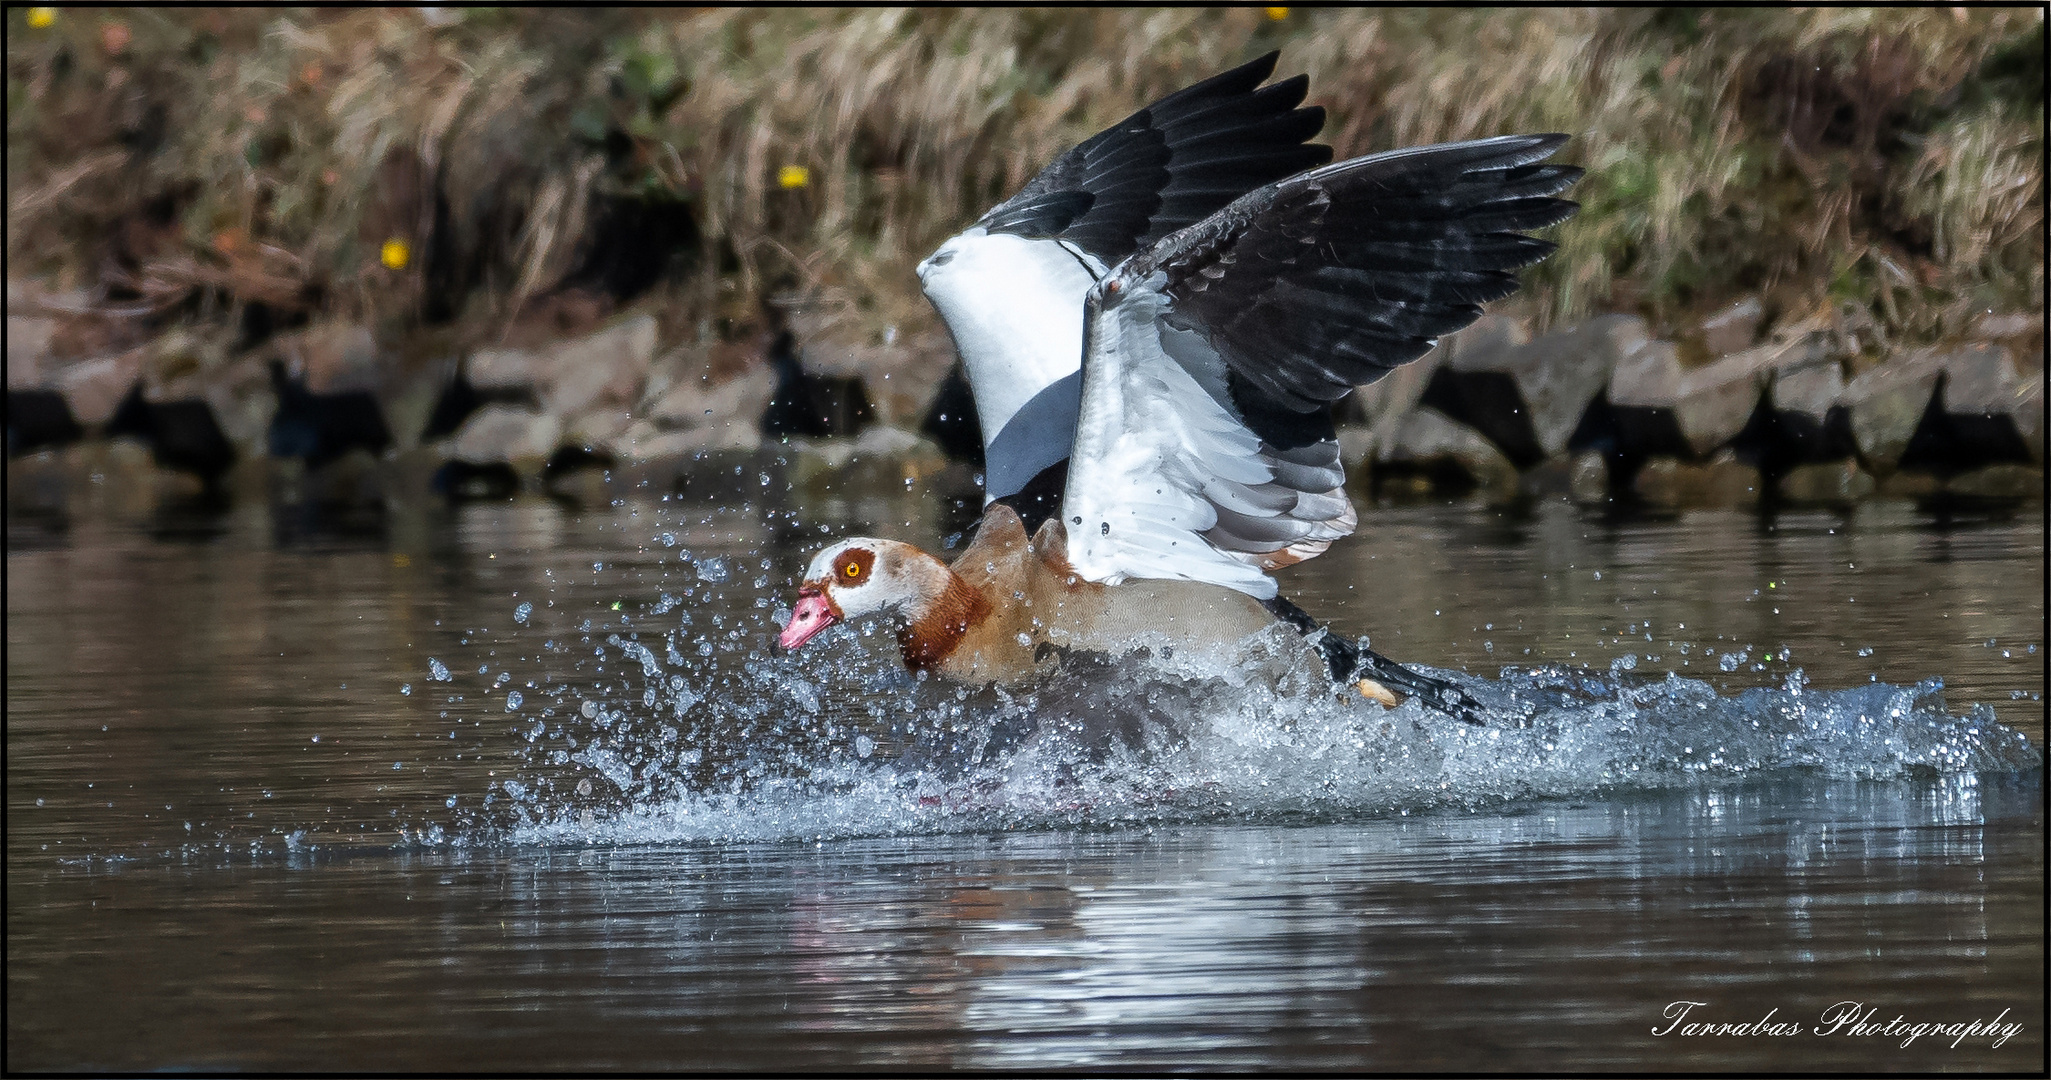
834,548,874,584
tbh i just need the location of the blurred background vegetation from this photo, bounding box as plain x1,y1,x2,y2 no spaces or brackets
7,6,2042,360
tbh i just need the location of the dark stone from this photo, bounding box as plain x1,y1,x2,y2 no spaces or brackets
104,382,238,491
6,388,84,457
1424,314,1646,467
760,331,876,438
268,360,392,470
1374,406,1518,499
1892,346,2036,476
918,362,984,465
1842,348,1948,472
423,354,539,440
1698,295,1763,357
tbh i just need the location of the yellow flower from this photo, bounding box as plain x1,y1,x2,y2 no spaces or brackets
1264,7,1289,20
777,165,810,190
380,238,411,270
26,7,56,28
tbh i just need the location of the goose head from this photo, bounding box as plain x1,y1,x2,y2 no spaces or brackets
777,537,954,651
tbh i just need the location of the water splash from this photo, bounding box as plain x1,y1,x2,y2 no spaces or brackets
494,621,2042,846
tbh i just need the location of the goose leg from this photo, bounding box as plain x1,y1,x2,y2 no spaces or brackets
1260,595,1487,725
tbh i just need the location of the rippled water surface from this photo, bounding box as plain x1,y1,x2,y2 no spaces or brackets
8,491,2044,1071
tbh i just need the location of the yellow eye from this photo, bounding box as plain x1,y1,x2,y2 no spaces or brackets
843,563,861,578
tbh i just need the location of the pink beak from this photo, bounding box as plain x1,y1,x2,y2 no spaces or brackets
778,589,841,651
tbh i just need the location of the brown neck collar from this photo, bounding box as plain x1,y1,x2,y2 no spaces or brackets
897,569,991,671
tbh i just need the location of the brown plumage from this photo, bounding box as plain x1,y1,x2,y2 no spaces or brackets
782,505,1293,688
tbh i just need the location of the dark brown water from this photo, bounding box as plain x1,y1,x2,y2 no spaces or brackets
7,487,2044,1071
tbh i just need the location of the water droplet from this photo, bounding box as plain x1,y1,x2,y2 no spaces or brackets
514,602,532,624
505,691,523,711
854,734,876,759
428,659,450,682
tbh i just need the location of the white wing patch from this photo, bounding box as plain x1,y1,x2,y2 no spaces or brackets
1062,279,1356,600
917,229,1105,501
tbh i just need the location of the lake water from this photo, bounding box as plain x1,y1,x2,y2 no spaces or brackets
7,478,2044,1071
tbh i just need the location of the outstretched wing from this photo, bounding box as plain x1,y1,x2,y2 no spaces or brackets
1061,135,1581,598
977,50,1332,265
920,52,1332,518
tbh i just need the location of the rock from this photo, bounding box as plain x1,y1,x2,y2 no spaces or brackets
609,419,759,463
786,425,953,498
193,357,275,452
1633,451,1760,508
541,314,658,416
1606,339,1691,458
1928,344,2035,467
2014,377,2044,464
844,328,957,429
468,346,544,392
1841,348,1946,473
278,322,380,391
1970,311,2043,345
1733,340,1858,471
1518,458,1573,500
1569,451,1610,504
6,315,57,387
1355,314,1526,430
1425,313,1647,465
381,363,452,452
644,360,779,434
1668,338,1823,457
1698,296,1763,357
1776,459,1874,505
563,408,633,446
55,351,145,425
6,388,83,457
770,303,956,429
1610,339,1683,405
1944,463,2043,500
448,405,560,466
1374,406,1519,499
1857,345,2035,475
1337,425,1376,469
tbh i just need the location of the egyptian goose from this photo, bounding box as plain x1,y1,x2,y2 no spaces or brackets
779,54,1580,719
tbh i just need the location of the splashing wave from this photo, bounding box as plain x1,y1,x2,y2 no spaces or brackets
490,622,2042,845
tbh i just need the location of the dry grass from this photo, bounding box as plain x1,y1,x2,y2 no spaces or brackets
7,7,2042,363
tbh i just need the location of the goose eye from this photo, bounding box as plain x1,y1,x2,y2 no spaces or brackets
843,563,862,579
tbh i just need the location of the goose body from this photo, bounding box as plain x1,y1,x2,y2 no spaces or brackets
780,53,1581,718
779,505,1280,687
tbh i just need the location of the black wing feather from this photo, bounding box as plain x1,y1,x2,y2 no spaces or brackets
980,52,1332,265
1124,134,1582,427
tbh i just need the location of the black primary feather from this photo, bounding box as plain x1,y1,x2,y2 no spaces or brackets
1121,133,1581,443
979,51,1332,266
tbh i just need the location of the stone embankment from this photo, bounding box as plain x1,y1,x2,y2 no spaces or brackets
7,282,2044,516
1361,303,2043,508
